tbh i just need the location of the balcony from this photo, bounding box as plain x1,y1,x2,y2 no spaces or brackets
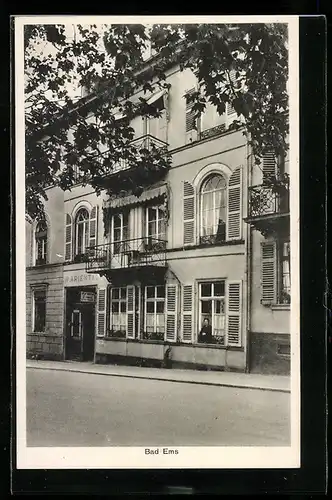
245,180,290,237
112,134,168,174
86,237,167,280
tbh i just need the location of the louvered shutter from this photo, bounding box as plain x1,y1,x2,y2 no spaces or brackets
89,206,98,256
185,87,198,143
182,285,193,343
183,181,195,246
126,285,135,339
166,284,177,342
65,214,72,261
262,152,277,182
96,287,107,337
226,280,242,347
226,70,237,119
261,241,277,305
185,88,196,132
226,167,242,241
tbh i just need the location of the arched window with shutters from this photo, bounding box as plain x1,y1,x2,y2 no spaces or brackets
74,208,90,260
65,204,98,263
200,174,227,244
183,165,242,247
35,220,48,265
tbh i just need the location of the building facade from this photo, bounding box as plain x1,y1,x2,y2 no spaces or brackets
25,65,290,374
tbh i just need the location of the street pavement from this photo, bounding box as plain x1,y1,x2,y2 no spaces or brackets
26,367,290,447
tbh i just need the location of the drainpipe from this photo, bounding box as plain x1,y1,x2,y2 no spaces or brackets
245,139,253,373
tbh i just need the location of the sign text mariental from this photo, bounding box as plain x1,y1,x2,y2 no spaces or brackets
64,273,100,285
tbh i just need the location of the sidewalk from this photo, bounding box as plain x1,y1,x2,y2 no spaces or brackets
26,359,291,393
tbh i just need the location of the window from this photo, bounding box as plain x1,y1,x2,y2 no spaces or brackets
109,287,127,338
75,208,89,258
200,174,227,244
261,239,291,306
278,240,291,304
145,204,166,250
144,285,166,340
111,212,129,254
35,220,48,265
185,89,196,133
198,281,226,344
33,289,46,332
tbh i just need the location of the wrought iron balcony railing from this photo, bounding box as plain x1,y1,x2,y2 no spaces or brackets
247,182,290,219
112,134,168,174
86,237,167,273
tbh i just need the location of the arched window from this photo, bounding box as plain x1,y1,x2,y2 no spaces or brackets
35,220,48,265
75,208,89,257
200,174,227,244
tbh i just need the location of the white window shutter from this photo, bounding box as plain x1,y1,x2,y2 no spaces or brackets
185,87,198,143
182,284,193,343
96,287,107,337
166,284,177,342
89,206,98,254
126,285,135,339
65,213,72,261
262,152,277,182
261,241,277,305
226,166,242,241
183,181,195,246
226,280,242,347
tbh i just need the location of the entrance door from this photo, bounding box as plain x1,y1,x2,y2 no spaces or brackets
65,287,96,361
67,309,83,361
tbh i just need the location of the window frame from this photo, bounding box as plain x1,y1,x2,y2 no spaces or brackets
145,204,166,241
277,238,291,305
199,173,227,244
198,280,226,345
109,286,127,337
111,211,129,254
144,285,166,340
32,286,47,333
35,220,48,266
74,208,90,257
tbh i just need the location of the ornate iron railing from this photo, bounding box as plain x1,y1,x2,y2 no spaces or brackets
112,134,168,174
86,237,167,272
248,182,289,218
199,123,226,141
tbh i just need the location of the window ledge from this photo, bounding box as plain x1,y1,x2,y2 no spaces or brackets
97,337,244,350
271,304,291,311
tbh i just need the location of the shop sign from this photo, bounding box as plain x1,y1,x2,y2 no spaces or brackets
80,291,96,303
64,272,100,285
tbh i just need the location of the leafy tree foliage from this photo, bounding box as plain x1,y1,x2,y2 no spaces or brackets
24,23,288,219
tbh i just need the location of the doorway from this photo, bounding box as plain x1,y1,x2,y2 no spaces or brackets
65,287,96,361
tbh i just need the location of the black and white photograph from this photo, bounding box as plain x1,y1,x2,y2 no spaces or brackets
15,15,300,469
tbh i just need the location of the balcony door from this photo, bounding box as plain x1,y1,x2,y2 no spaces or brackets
111,212,129,255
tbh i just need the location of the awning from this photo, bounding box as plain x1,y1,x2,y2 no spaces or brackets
113,89,167,121
103,183,168,210
146,88,166,105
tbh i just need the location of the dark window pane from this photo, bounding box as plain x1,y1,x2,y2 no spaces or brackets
201,300,212,314
147,302,154,313
113,214,122,228
214,282,225,296
120,288,127,299
120,302,126,313
112,302,119,313
146,287,155,299
112,288,119,299
201,283,212,297
215,299,225,314
156,301,164,313
156,285,165,298
148,207,157,222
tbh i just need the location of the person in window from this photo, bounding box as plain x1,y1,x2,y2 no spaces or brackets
198,317,213,344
